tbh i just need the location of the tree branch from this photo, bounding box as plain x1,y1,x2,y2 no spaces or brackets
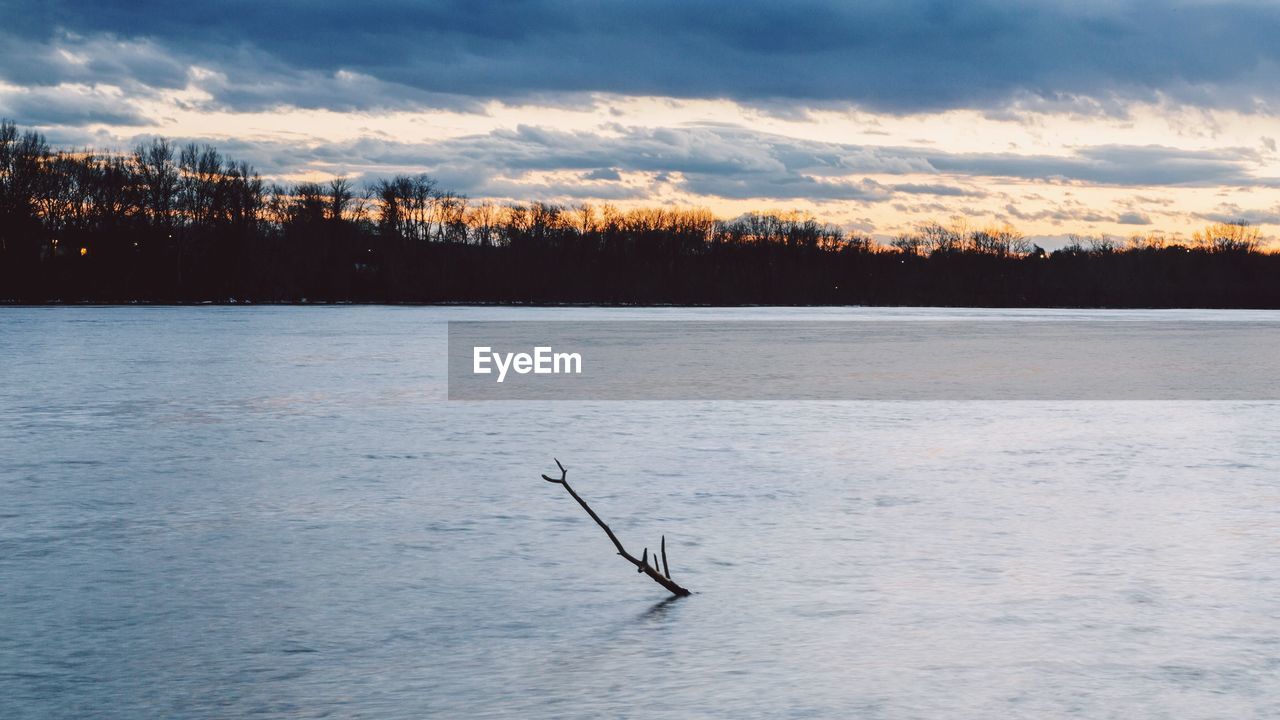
542,458,691,597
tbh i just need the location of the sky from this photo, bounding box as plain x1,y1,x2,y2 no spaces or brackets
3,0,1280,243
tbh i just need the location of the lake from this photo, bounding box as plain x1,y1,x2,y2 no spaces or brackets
2,306,1278,719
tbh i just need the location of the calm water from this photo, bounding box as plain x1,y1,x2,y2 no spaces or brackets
2,306,1278,719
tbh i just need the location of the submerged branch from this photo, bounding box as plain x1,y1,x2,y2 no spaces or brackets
542,458,692,597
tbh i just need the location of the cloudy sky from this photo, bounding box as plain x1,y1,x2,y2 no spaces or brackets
3,0,1280,242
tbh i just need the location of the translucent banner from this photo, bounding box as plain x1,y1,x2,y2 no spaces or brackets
448,320,1280,400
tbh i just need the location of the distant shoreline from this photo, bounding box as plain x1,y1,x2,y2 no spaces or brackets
4,122,1278,309
5,300,1280,309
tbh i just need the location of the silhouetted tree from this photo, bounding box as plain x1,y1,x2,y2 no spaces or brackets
1194,221,1260,253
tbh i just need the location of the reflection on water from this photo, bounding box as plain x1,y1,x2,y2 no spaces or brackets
1,306,1278,719
638,595,685,621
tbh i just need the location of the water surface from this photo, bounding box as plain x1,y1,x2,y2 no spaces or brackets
2,307,1278,718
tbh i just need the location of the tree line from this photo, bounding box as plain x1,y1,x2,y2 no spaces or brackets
2,120,1278,306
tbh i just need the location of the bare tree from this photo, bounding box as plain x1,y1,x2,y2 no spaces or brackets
917,220,964,254
1127,232,1166,251
224,161,264,232
890,231,925,256
1087,234,1120,254
971,224,1030,257
541,459,691,598
574,202,596,236
327,177,353,223
1194,221,1260,253
178,143,224,231
436,191,469,243
0,122,51,253
467,201,499,246
291,182,327,226
133,139,179,232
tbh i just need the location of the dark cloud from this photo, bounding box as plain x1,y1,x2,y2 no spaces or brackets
0,30,188,91
192,61,487,114
680,175,893,202
891,201,970,216
1004,203,1155,226
1115,211,1152,226
0,86,153,127
50,123,1274,204
481,177,649,202
928,145,1261,186
0,30,485,115
1196,204,1280,225
4,0,1280,113
891,183,985,197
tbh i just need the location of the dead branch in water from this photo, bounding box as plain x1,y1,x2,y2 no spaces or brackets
542,459,691,597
